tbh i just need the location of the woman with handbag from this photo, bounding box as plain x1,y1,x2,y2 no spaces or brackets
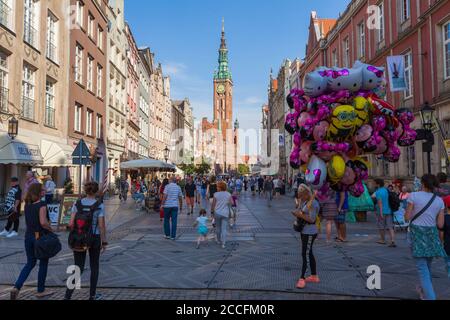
292,184,320,289
210,181,233,249
10,183,55,300
405,174,446,300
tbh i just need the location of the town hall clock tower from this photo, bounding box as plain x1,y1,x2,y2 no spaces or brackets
212,19,238,173
213,19,233,139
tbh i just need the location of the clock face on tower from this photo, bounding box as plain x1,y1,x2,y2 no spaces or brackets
217,84,225,94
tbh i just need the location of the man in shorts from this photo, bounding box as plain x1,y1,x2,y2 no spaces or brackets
184,177,196,216
372,179,396,248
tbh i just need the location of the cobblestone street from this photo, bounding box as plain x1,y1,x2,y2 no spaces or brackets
1,193,449,300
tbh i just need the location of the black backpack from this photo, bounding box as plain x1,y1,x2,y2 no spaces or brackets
388,191,401,212
68,199,102,252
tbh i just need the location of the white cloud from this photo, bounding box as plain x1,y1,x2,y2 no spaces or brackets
242,96,265,105
163,62,188,79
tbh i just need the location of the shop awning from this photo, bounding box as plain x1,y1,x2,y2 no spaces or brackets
0,135,43,165
38,140,74,167
120,159,176,172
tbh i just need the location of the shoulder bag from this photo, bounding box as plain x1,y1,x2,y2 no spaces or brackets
406,194,437,244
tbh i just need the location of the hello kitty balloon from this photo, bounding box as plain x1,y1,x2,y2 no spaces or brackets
303,67,329,97
353,61,385,91
323,67,363,93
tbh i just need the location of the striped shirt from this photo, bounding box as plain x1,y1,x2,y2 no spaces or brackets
163,183,183,208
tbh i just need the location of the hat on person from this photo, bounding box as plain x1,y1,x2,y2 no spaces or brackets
11,177,19,182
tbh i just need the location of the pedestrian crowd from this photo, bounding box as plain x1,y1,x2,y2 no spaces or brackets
2,169,449,300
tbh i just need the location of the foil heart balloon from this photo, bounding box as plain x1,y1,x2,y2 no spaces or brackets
384,144,401,163
293,131,302,147
290,148,301,169
398,127,417,147
285,112,299,135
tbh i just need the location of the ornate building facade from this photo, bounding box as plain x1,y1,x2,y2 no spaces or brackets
124,22,140,161
106,0,127,181
0,0,73,194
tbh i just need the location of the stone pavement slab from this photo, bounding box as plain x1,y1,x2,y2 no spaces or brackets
0,193,449,300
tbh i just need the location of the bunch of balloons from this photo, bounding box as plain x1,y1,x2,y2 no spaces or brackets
285,60,417,198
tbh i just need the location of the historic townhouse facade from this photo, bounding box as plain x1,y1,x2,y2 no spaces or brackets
171,98,194,164
124,22,139,161
106,0,127,181
163,75,172,160
0,0,72,195
267,60,292,179
68,0,108,188
297,0,450,181
149,63,166,161
137,48,151,159
171,99,185,164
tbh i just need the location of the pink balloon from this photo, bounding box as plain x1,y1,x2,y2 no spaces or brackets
313,121,329,141
384,144,401,163
293,132,302,147
398,127,417,147
341,166,356,186
300,141,313,164
349,181,364,197
355,125,373,144
297,112,312,128
373,136,388,155
372,116,387,132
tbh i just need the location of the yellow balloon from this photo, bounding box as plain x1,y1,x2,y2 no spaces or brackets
353,97,370,128
328,155,346,183
327,105,357,141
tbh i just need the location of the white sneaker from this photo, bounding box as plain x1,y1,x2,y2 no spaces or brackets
0,229,9,237
6,231,18,238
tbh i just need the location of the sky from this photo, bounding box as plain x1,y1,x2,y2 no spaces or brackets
124,0,350,154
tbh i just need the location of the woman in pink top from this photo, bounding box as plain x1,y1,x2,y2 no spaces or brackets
399,186,410,210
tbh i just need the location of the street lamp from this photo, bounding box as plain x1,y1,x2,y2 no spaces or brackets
420,102,435,131
417,102,435,174
8,116,18,140
164,146,170,163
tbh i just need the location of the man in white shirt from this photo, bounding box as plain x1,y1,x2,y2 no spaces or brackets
44,175,56,204
161,176,183,240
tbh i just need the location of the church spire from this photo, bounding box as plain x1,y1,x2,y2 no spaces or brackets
215,18,232,81
221,18,226,49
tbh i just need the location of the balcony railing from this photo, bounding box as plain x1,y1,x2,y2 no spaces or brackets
21,96,35,121
0,86,9,113
0,0,12,29
23,21,37,48
46,42,57,62
44,107,55,127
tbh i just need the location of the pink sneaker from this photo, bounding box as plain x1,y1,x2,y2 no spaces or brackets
305,275,320,283
296,279,306,289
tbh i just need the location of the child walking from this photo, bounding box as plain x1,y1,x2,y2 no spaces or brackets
194,209,209,249
230,190,239,228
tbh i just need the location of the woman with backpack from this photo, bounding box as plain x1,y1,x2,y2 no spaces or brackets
65,182,108,300
405,174,446,300
10,183,55,300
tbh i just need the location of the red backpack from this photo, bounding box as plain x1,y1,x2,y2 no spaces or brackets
68,199,101,252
